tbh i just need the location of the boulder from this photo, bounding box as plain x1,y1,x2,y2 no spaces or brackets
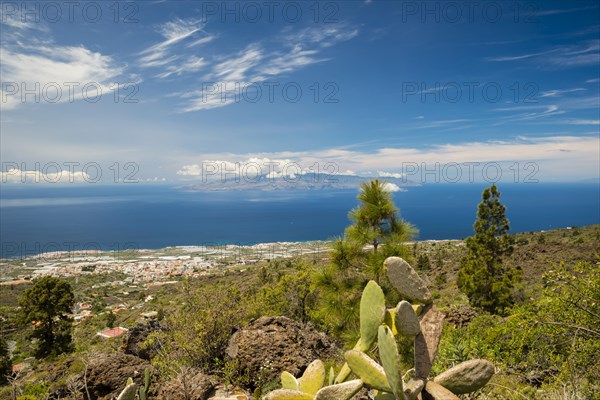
84,353,153,400
385,257,432,304
414,305,445,379
226,316,338,388
158,367,216,400
444,306,477,328
433,359,494,394
207,383,250,400
121,320,163,360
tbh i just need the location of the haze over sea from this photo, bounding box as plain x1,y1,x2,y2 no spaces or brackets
1,183,598,258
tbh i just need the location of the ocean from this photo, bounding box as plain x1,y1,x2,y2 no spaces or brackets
1,183,598,258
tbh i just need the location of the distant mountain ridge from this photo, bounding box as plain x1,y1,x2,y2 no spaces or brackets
183,173,419,191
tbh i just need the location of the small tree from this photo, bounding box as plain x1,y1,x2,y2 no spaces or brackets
314,179,416,337
344,179,416,280
416,254,431,271
259,264,316,323
19,276,74,357
458,184,521,314
0,336,11,385
105,310,116,328
346,179,413,254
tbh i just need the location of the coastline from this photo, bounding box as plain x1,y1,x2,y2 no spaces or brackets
0,238,467,284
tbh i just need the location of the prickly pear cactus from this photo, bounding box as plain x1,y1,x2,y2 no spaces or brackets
297,360,325,395
344,350,390,392
314,379,363,400
265,258,496,400
117,377,137,400
359,281,386,349
344,258,495,399
281,371,299,391
266,362,362,400
335,280,386,383
378,325,404,399
139,367,151,400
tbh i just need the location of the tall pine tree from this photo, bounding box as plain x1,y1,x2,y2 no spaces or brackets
457,184,521,314
19,276,74,357
345,179,416,281
0,336,11,385
314,179,415,338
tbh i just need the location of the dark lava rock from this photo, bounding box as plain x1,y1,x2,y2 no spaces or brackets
444,305,478,328
157,367,216,400
226,316,339,388
121,320,163,360
83,353,153,400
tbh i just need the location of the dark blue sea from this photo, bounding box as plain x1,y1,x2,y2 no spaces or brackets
1,183,598,258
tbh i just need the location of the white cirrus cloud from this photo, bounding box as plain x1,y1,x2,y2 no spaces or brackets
212,44,264,81
284,25,359,48
486,39,600,68
540,88,586,97
260,45,323,76
139,18,202,66
138,18,214,76
178,25,359,112
187,35,217,48
562,119,600,125
156,56,207,79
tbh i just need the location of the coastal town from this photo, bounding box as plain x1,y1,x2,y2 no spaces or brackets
0,241,331,375
0,241,330,283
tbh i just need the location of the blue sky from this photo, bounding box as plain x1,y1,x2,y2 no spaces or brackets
1,0,599,183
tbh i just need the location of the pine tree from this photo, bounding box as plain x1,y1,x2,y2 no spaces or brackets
457,184,521,314
19,276,74,357
106,310,117,328
346,179,413,254
344,179,416,281
315,179,416,337
0,336,11,385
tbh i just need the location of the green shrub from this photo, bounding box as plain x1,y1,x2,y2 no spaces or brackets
145,283,253,377
435,272,447,286
257,263,317,323
435,260,599,397
0,336,11,385
416,254,431,270
21,381,49,397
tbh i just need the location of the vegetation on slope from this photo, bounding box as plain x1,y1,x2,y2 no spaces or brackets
0,182,598,399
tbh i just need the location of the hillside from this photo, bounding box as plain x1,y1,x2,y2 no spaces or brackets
0,225,598,399
414,225,600,308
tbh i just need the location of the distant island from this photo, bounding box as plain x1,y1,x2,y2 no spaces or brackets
184,173,417,191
